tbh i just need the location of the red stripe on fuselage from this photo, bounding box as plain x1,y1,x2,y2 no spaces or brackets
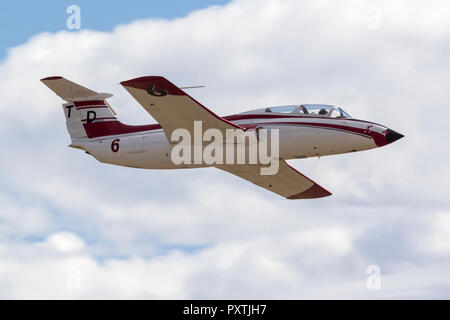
80,114,386,146
262,121,369,136
83,121,161,138
223,113,384,126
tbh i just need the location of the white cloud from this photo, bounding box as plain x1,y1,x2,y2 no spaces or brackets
0,0,449,298
0,193,52,238
41,232,85,253
421,212,450,255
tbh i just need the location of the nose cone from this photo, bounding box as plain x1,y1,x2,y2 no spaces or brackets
385,129,404,144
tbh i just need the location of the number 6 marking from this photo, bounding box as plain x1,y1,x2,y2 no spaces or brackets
111,138,120,152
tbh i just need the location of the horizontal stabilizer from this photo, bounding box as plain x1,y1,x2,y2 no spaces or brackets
41,76,113,102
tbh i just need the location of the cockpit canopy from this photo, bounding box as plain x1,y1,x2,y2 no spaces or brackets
264,104,351,118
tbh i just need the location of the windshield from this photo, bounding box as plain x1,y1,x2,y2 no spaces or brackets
264,105,297,113
338,107,351,118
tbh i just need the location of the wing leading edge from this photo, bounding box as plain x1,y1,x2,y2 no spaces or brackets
216,160,332,199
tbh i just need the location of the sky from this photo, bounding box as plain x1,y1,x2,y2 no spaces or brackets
0,0,229,59
0,0,450,299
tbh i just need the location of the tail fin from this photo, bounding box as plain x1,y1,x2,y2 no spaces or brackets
41,76,118,140
41,76,160,141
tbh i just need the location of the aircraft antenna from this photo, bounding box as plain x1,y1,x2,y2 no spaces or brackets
180,85,205,89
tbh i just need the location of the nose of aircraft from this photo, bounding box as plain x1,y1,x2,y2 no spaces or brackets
385,128,404,144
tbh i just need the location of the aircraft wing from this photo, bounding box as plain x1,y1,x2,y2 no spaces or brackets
216,160,332,199
120,76,244,142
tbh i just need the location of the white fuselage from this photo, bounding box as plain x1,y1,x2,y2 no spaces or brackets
77,114,387,169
